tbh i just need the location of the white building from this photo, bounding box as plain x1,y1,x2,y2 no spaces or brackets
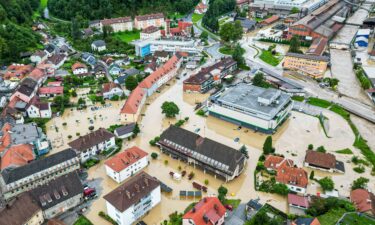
27,101,52,118
68,128,116,162
208,83,293,134
134,13,165,30
104,172,161,225
141,26,161,40
100,17,133,32
102,82,124,99
91,40,107,52
134,39,201,57
30,50,47,64
72,62,88,75
105,146,149,183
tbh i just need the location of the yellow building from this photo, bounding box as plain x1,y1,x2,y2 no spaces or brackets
283,52,329,78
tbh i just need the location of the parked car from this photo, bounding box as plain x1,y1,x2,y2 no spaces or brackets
84,187,96,197
225,204,233,211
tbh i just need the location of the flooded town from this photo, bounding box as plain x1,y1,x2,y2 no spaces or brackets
1,1,375,225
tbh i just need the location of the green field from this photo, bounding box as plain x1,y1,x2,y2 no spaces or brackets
192,13,204,23
318,208,347,225
339,213,375,225
259,50,282,66
113,31,140,43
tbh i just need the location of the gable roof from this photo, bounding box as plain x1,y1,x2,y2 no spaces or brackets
264,155,294,170
101,17,132,26
114,123,136,136
38,86,64,95
72,62,87,71
105,146,148,172
142,26,160,34
0,144,35,170
183,197,226,225
102,82,121,93
120,86,146,114
103,172,160,212
68,128,115,151
276,165,308,188
288,193,310,208
135,13,164,21
304,150,336,169
294,218,320,225
350,189,375,214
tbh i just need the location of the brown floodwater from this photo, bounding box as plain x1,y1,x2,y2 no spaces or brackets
46,72,374,225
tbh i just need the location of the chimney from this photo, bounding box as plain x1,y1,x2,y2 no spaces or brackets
166,19,171,37
144,178,149,187
192,207,196,213
135,184,140,193
126,190,131,199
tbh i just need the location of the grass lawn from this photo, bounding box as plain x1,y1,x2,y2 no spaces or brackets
192,13,204,23
335,148,353,154
169,12,185,19
339,213,375,225
318,208,347,225
291,96,305,102
74,216,93,225
113,31,140,43
307,97,332,108
259,50,282,66
219,46,234,55
223,199,241,209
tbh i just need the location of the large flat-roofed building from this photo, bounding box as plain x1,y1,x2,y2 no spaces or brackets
208,83,293,134
283,52,329,78
158,125,246,182
134,39,200,57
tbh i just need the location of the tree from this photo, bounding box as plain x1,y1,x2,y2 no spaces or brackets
316,146,326,153
351,177,369,190
272,183,289,195
218,185,228,202
290,7,300,14
200,31,209,41
308,144,314,150
252,72,270,88
133,123,140,136
125,76,138,91
289,35,302,53
71,18,81,40
191,26,195,38
263,136,274,154
219,21,243,45
232,44,245,66
78,98,86,105
103,25,113,39
309,171,315,180
240,145,249,158
318,177,334,191
161,101,180,118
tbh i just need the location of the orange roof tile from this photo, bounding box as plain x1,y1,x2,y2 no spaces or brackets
120,86,145,114
1,144,35,170
276,165,308,188
105,146,148,172
264,155,294,170
350,189,375,214
183,197,226,225
71,62,87,71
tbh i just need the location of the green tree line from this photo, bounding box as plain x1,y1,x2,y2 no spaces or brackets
202,0,236,32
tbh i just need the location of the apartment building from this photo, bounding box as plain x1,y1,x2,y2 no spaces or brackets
120,86,147,123
134,13,165,30
283,53,329,78
68,128,116,162
104,172,161,225
101,17,133,32
0,149,79,201
105,146,149,183
208,83,293,134
158,125,247,182
141,26,161,40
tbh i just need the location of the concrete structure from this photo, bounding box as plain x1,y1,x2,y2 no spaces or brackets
283,53,329,78
158,125,247,182
134,13,164,30
208,84,293,134
182,197,226,225
68,128,116,162
105,146,149,183
104,172,161,225
0,149,79,201
134,39,200,57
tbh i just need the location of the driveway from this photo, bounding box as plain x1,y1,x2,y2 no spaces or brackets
225,203,246,225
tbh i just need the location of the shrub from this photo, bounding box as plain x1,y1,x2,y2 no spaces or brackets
62,122,67,126
317,146,326,153
351,177,369,190
151,152,158,159
196,109,206,116
308,144,314,150
178,166,182,171
89,126,94,130
204,179,209,185
164,160,168,165
76,132,80,136
68,135,72,139
310,171,315,180
98,211,117,225
353,166,365,173
318,177,334,191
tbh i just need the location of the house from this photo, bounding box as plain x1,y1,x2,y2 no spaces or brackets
100,17,133,32
104,172,161,225
102,82,124,99
114,123,136,139
0,193,44,225
68,128,116,162
0,149,79,201
182,197,226,225
292,218,321,225
350,189,375,215
0,144,35,170
30,50,48,64
81,52,96,65
158,125,247,182
38,86,64,98
288,193,310,215
124,68,140,77
109,64,123,76
236,0,250,9
154,51,169,63
26,96,52,118
195,2,208,14
260,15,279,26
72,62,88,75
264,155,294,171
306,37,328,56
10,77,38,103
162,20,193,37
283,53,329,79
304,150,345,173
141,26,161,40
28,172,84,219
2,64,33,82
46,54,67,69
105,146,149,183
246,199,263,220
276,163,308,194
29,68,48,87
134,13,165,30
120,86,147,123
91,40,107,52
235,17,256,33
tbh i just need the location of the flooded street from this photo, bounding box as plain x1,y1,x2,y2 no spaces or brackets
45,68,374,224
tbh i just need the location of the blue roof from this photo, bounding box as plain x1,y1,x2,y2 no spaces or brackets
295,218,315,225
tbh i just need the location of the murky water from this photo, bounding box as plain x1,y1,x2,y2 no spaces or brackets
46,73,374,224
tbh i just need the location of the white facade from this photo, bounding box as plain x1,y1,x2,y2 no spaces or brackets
91,43,107,52
27,103,52,118
105,156,149,183
73,67,88,75
30,52,47,64
286,183,306,194
140,29,161,40
103,87,124,99
79,137,116,162
105,186,161,225
109,22,133,33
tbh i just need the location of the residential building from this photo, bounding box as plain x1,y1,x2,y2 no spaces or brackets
91,40,107,52
208,83,293,134
304,150,345,173
153,51,170,63
46,54,67,69
183,58,237,93
28,172,84,219
283,53,329,78
2,64,33,81
292,218,321,225
350,189,375,215
141,26,161,40
195,2,208,14
102,82,124,99
0,193,44,225
246,199,263,220
134,13,165,30
27,96,52,118
235,17,257,33
68,128,116,162
276,163,308,194
237,0,250,9
120,86,147,123
288,193,310,215
182,197,226,225
264,155,294,171
158,125,247,182
105,146,149,183
0,144,35,170
29,68,48,87
10,77,38,103
162,20,193,37
109,64,123,76
38,86,64,98
114,123,136,139
81,52,97,65
134,39,200,57
72,62,88,75
100,17,133,32
104,172,161,225
0,149,79,201
30,50,48,64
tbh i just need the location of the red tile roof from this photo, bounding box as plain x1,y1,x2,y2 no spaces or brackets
0,144,35,170
29,68,45,81
47,81,62,86
183,197,226,225
264,155,294,170
288,193,310,208
120,86,145,114
101,17,132,26
350,189,375,214
38,86,64,95
135,13,164,21
304,150,336,169
71,62,87,71
102,82,120,93
276,165,308,188
262,15,279,25
3,64,33,80
105,146,148,172
142,26,160,34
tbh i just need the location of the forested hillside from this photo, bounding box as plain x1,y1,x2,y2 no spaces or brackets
202,0,236,32
48,0,200,21
0,0,41,65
